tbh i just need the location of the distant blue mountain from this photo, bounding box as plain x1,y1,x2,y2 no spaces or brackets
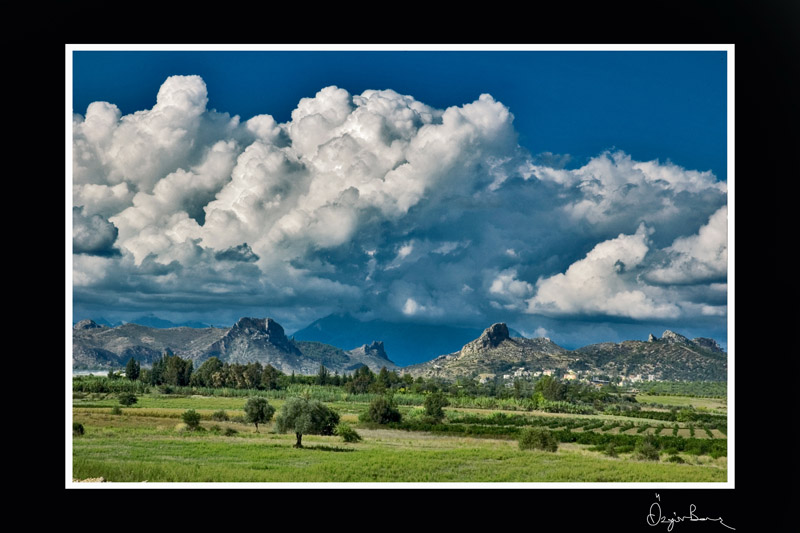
291,313,521,367
73,315,212,329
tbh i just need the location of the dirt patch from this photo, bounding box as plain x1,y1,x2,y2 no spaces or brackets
73,477,105,483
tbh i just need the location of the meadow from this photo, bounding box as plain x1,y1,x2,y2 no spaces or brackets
71,389,727,484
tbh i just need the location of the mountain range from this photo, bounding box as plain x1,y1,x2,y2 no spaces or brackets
72,316,726,381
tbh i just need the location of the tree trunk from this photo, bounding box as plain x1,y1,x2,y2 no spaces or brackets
295,432,303,448
255,423,259,433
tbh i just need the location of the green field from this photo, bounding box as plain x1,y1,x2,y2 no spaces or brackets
71,392,728,483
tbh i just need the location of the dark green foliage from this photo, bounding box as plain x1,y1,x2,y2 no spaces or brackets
274,397,340,447
423,391,450,423
667,454,685,463
224,427,238,436
243,397,275,432
111,405,122,415
73,422,85,436
334,422,362,443
518,427,558,452
345,365,375,394
118,392,138,406
316,364,330,386
360,394,402,424
534,375,566,401
150,351,193,386
604,442,617,457
211,410,229,421
633,435,661,461
182,409,201,430
125,357,140,381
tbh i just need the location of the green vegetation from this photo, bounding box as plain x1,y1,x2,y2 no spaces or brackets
181,409,201,430
118,392,138,406
274,397,340,448
73,422,85,436
243,397,275,433
72,368,727,483
518,427,558,452
334,422,362,443
361,394,402,425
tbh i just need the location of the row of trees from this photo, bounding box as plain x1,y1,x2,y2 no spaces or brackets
119,354,632,410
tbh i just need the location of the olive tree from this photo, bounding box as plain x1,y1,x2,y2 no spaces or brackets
274,397,340,448
243,397,276,433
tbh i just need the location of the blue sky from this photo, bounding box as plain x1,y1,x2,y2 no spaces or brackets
70,46,730,349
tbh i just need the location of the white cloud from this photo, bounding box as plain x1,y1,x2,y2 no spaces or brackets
72,74,727,330
526,224,681,319
645,206,728,284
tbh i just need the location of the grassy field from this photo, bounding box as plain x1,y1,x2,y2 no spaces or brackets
71,393,728,484
635,394,727,411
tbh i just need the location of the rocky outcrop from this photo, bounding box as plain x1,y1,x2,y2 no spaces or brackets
462,323,511,353
345,341,397,371
74,319,105,330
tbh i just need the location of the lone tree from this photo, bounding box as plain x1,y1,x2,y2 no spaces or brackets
243,397,276,433
274,397,340,448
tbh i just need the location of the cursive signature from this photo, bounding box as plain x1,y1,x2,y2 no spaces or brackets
646,493,735,531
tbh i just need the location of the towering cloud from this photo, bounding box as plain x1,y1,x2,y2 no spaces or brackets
72,75,728,334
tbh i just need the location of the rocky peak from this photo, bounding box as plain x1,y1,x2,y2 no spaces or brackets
364,340,388,359
692,337,724,353
223,317,299,354
74,319,104,330
463,323,510,353
648,333,657,342
661,330,689,343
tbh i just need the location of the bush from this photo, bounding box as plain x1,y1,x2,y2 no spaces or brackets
423,391,450,423
335,423,362,443
118,392,138,406
182,409,201,430
211,410,229,421
360,395,402,424
111,406,122,415
633,435,661,461
667,454,685,463
604,442,617,457
73,422,85,436
518,427,558,452
224,427,238,436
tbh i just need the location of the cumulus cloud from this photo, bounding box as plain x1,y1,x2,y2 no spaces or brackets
72,75,728,333
526,224,681,319
645,206,728,284
72,207,118,255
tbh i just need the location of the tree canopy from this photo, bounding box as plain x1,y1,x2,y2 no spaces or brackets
243,397,276,432
274,397,340,448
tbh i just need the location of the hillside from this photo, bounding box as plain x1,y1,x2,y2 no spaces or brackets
72,317,398,374
403,324,727,382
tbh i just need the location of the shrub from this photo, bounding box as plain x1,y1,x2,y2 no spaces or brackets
518,427,558,452
667,454,685,463
360,395,402,425
111,405,122,415
182,409,201,430
73,422,85,436
633,435,660,461
423,391,450,423
335,423,362,443
211,410,229,421
118,392,138,406
604,442,617,457
224,427,238,436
